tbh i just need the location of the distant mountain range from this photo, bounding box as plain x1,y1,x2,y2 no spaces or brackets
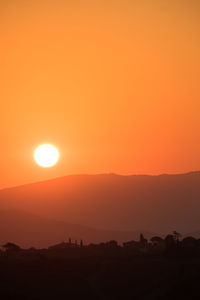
0,210,154,248
0,171,200,247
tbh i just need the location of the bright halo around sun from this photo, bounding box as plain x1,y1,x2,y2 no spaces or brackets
34,144,59,168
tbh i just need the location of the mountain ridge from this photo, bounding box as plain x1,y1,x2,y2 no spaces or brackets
1,170,200,191
0,171,200,235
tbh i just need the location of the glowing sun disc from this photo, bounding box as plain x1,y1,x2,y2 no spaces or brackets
34,144,59,167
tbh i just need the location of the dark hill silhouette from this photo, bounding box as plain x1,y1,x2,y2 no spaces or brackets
0,172,200,234
0,210,154,248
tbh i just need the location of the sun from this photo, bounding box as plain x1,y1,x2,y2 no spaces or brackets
34,144,59,168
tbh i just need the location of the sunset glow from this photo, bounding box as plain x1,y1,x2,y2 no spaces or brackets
0,1,200,296
1,0,200,188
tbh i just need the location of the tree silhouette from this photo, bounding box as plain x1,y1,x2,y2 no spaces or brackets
2,242,20,251
173,231,181,243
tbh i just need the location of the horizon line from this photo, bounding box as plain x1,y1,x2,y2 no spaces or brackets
1,169,200,192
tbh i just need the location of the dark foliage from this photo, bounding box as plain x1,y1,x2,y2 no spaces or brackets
1,233,200,299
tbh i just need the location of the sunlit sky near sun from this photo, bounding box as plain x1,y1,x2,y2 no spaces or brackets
0,0,200,188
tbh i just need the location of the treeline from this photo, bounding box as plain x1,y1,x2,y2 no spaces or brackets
1,231,200,256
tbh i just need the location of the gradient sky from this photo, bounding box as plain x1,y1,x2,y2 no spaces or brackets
1,0,200,188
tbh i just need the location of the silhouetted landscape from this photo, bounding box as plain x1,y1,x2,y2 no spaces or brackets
1,232,200,299
0,172,200,299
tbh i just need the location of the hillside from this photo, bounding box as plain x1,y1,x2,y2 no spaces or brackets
0,210,154,248
0,172,200,235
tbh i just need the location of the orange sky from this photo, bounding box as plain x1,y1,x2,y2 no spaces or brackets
1,0,200,189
